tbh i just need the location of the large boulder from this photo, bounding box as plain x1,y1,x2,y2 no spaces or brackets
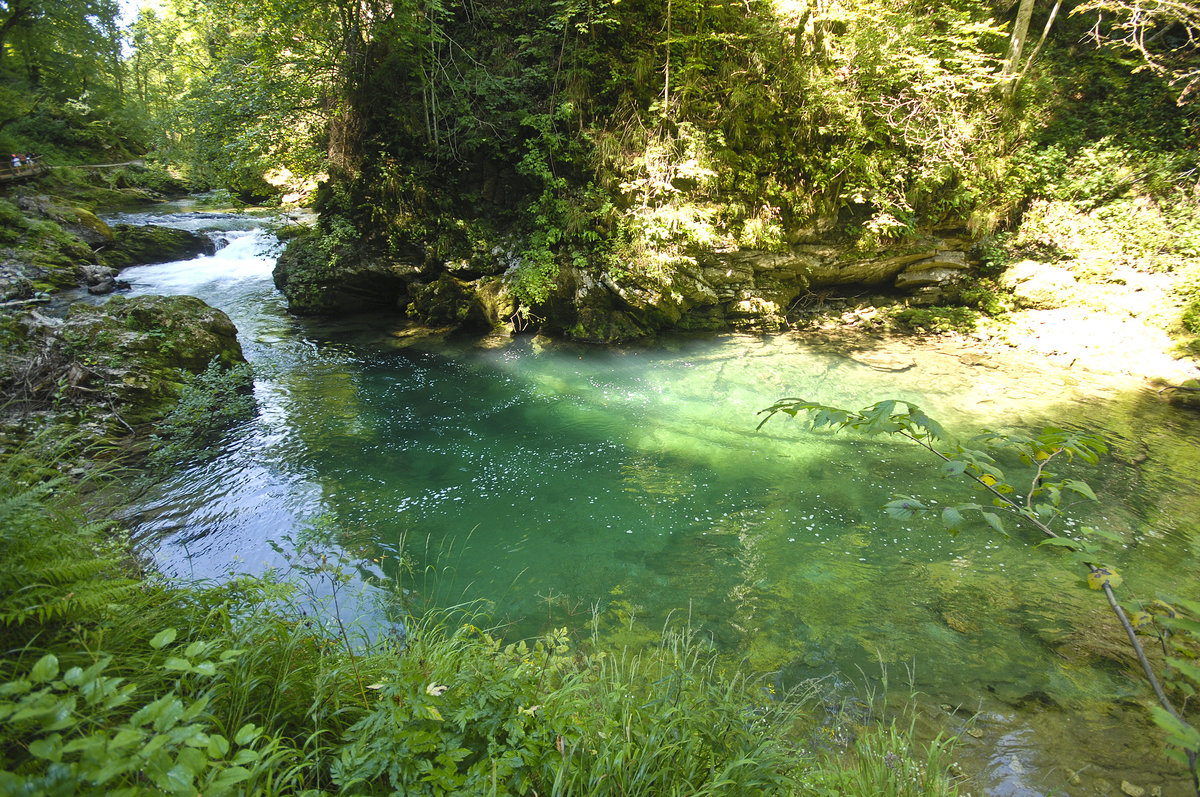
14,195,113,246
999,260,1079,309
59,295,246,425
272,231,418,314
96,224,215,269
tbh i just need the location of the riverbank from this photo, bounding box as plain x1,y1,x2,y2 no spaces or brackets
791,254,1200,400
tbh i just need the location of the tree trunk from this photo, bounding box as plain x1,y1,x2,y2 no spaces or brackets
1002,0,1036,78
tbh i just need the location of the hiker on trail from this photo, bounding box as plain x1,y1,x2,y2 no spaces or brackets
9,154,19,171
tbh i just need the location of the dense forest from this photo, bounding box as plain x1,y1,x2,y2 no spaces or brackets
4,0,1200,338
4,0,1200,793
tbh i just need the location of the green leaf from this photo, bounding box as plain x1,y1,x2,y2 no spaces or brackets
941,460,967,478
210,766,252,789
1080,526,1123,544
30,654,59,684
1168,657,1200,687
1036,536,1083,549
941,506,964,532
1151,705,1200,751
207,734,230,759
150,628,178,649
232,748,261,766
234,723,260,746
29,735,62,762
1062,479,1097,501
981,512,1006,536
885,498,925,520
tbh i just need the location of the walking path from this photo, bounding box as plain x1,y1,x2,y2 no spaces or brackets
0,159,145,183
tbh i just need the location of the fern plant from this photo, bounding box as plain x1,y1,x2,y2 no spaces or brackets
0,436,137,641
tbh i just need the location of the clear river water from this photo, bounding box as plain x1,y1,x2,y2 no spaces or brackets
102,205,1200,795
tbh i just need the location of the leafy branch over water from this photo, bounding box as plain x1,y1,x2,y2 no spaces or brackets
758,398,1200,794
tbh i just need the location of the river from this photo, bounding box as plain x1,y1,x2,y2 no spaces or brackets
101,204,1200,795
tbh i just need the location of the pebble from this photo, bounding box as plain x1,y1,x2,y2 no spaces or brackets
1120,781,1144,797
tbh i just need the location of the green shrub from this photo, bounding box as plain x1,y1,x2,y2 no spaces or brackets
0,645,298,796
149,358,255,467
333,615,810,795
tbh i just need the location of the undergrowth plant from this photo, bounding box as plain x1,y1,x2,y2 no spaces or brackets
149,358,255,468
0,433,137,644
758,398,1200,794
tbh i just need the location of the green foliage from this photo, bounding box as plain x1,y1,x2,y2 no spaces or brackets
124,0,338,193
0,648,288,796
0,435,136,638
810,720,959,797
333,615,809,795
149,358,255,467
1175,267,1200,336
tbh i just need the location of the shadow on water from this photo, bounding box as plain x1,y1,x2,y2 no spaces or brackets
109,208,1200,796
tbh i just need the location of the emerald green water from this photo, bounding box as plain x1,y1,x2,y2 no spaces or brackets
113,209,1200,794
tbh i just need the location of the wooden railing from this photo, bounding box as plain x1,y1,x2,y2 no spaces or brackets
0,163,47,182
0,159,144,183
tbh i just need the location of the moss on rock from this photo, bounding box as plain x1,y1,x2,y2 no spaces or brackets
272,229,416,315
51,295,246,426
97,225,214,270
406,274,490,329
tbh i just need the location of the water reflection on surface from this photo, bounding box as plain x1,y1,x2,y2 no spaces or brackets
110,210,1200,795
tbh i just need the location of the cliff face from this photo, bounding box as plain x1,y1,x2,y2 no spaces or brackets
273,225,975,341
266,0,1019,340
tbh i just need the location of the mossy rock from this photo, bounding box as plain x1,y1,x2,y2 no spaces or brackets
97,225,214,270
0,196,103,292
62,295,246,425
1167,380,1200,411
273,230,416,315
406,274,490,329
